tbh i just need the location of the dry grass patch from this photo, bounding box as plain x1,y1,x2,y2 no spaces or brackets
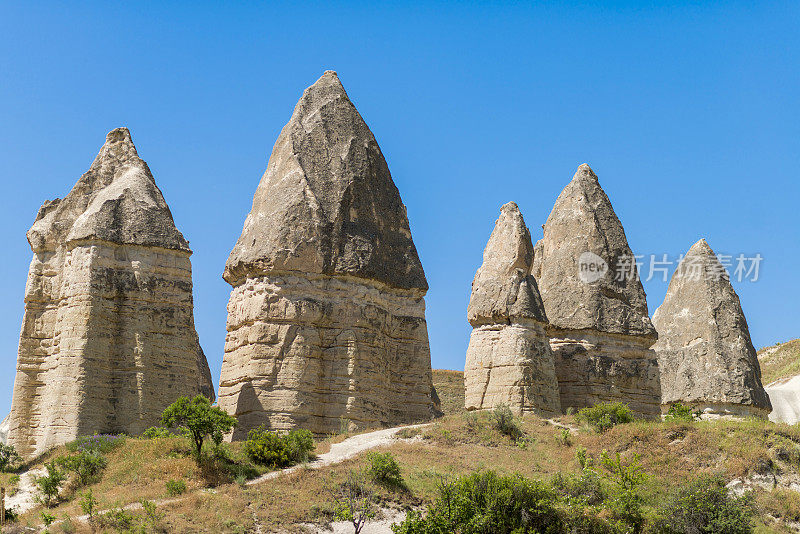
432,369,465,416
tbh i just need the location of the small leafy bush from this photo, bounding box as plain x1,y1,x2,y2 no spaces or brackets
491,404,524,440
330,470,377,534
66,434,124,454
392,470,562,534
0,443,20,472
244,426,315,468
35,461,66,507
97,507,135,530
576,402,634,433
80,489,98,520
165,478,187,496
40,510,56,527
653,475,754,534
59,451,108,486
555,427,572,446
664,403,697,422
598,451,646,532
367,452,403,488
142,426,172,439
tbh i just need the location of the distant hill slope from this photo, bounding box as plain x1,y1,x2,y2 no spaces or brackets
758,339,800,385
432,369,465,416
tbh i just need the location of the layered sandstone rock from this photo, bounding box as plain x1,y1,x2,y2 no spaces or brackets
220,71,439,438
653,239,771,417
532,164,661,416
8,128,214,459
464,202,560,416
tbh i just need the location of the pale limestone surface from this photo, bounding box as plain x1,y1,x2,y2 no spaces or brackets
653,239,771,417
220,72,439,438
464,203,560,416
533,164,661,416
8,128,213,459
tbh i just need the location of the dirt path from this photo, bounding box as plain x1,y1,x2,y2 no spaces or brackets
765,376,800,424
5,466,44,515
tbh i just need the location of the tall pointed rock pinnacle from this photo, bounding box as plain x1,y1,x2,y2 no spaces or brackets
8,128,213,459
533,164,661,416
219,72,439,437
224,70,426,291
464,203,561,416
653,239,771,417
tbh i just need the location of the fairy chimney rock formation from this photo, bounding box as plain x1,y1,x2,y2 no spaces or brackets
653,239,771,417
532,164,661,416
219,71,439,437
464,202,561,416
8,127,214,459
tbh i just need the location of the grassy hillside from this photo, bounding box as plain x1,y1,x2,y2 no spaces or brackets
7,413,800,532
431,369,465,416
758,339,800,385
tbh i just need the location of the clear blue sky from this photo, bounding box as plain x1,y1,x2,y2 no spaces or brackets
1,2,798,416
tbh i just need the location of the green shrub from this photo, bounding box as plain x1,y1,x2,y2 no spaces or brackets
165,478,187,496
367,452,403,488
35,461,66,507
598,451,646,532
0,443,20,472
40,510,56,526
664,403,697,422
59,451,108,486
392,470,562,534
555,427,572,446
244,426,290,467
331,470,377,534
97,507,135,530
244,426,315,468
576,402,634,433
652,475,754,534
286,429,315,463
142,426,172,439
491,404,524,440
79,489,98,520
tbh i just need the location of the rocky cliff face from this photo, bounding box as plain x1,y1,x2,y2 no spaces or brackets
653,239,771,417
219,71,439,437
533,164,661,416
8,128,214,459
464,203,560,416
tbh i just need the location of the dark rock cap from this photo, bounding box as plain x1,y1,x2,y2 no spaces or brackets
468,202,547,326
224,71,426,291
532,164,656,337
28,128,190,253
653,239,771,411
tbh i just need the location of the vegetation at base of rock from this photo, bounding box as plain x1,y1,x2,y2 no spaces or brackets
243,426,315,468
165,478,187,496
491,404,524,440
664,403,698,422
161,395,238,464
0,443,21,472
366,452,404,488
65,434,125,454
142,426,172,439
577,402,635,433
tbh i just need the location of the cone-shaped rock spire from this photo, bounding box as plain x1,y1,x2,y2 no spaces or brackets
653,239,771,417
533,165,661,416
219,72,439,437
8,128,213,459
532,164,655,337
464,203,561,415
224,71,426,291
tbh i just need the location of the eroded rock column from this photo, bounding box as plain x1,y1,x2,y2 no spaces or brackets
464,203,560,416
219,71,440,438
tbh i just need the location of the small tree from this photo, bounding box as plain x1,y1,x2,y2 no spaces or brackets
160,396,237,463
330,470,377,534
35,461,66,507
